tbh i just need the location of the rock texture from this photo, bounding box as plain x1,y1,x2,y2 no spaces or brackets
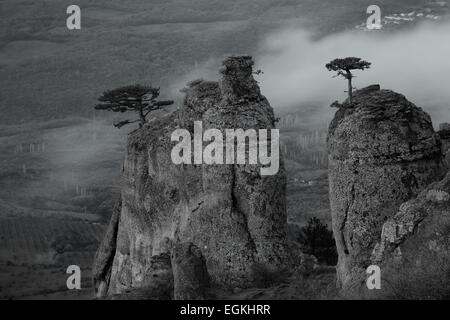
327,85,446,296
371,172,450,299
93,56,291,298
439,123,450,167
172,242,210,300
92,201,121,297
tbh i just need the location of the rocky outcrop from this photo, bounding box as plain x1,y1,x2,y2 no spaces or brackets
92,201,121,297
93,56,291,298
327,85,446,296
371,172,450,299
439,123,450,167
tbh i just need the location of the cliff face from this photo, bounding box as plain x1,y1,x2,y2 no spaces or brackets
439,123,450,167
371,172,450,298
327,85,446,296
93,56,291,298
368,123,450,299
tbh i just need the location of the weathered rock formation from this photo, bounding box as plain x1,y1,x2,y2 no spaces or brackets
172,242,210,300
93,56,291,298
327,84,446,296
439,123,450,167
371,172,450,299
93,201,121,297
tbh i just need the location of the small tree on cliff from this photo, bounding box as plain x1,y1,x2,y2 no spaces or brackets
95,84,174,128
325,57,371,104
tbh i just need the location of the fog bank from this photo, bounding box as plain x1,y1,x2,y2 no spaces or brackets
256,21,450,125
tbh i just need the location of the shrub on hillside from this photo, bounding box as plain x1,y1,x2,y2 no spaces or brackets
299,217,337,266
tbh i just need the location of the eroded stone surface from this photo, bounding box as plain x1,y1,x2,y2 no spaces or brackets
439,123,450,167
92,201,121,297
172,242,209,300
94,56,292,298
371,172,450,299
327,85,446,295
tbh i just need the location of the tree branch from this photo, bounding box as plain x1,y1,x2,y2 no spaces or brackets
113,119,140,128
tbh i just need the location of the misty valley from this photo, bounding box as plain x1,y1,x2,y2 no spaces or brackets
1,0,450,302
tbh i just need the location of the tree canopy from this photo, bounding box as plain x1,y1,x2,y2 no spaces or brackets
95,84,174,128
325,57,371,75
326,57,371,103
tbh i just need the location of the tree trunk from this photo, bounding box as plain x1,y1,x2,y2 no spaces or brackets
139,105,145,128
347,71,353,104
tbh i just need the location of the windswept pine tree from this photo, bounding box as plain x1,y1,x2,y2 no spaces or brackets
325,57,371,103
95,84,174,128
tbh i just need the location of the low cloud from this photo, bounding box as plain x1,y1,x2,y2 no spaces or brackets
256,20,450,126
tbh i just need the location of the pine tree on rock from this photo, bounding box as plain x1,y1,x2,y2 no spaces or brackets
95,84,174,128
326,57,371,104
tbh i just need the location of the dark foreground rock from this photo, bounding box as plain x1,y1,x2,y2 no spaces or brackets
172,242,209,300
372,172,450,299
